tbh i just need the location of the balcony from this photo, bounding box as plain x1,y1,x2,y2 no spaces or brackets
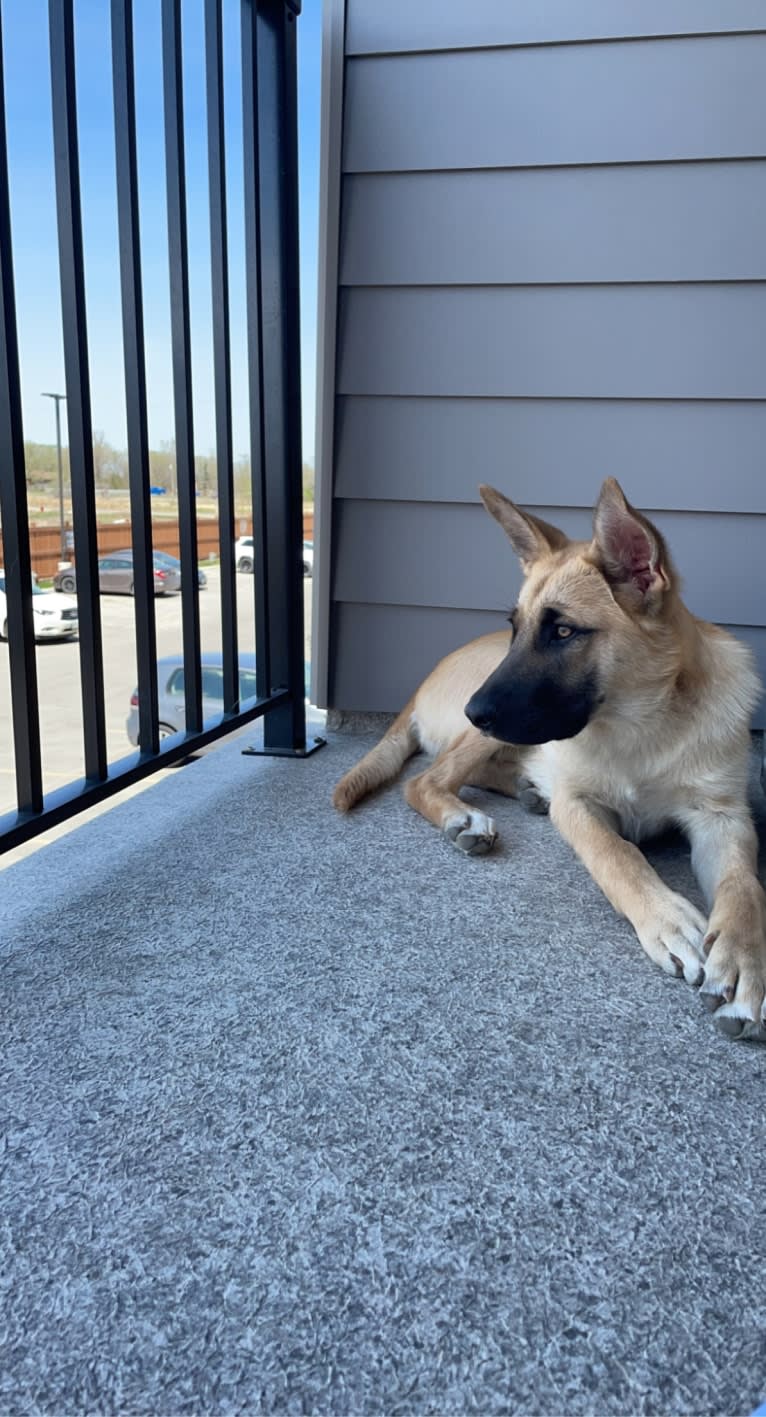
3,719,766,1415
3,2,766,1413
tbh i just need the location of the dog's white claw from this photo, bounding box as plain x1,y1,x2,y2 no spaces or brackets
444,809,498,856
701,996,766,1043
700,967,766,1043
700,931,766,1042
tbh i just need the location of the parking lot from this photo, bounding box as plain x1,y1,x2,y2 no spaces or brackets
0,566,313,818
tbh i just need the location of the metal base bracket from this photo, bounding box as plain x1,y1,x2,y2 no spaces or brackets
242,736,327,760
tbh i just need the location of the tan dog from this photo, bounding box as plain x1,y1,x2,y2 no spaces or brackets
333,478,766,1041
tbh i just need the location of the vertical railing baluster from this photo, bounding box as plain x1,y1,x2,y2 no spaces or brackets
247,0,307,753
49,0,107,783
240,0,270,703
0,1,43,816
205,0,238,716
162,0,202,734
268,0,306,749
111,0,159,756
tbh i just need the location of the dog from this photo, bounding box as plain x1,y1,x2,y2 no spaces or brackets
333,477,766,1041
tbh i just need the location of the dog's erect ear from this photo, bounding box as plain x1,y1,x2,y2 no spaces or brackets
479,485,569,573
592,478,671,609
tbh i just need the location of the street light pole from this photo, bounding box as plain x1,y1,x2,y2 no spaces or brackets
42,391,67,561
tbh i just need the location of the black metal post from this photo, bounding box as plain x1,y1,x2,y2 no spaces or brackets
242,0,323,760
111,0,160,756
49,0,108,784
162,0,202,734
205,0,239,716
241,0,270,705
0,1,43,817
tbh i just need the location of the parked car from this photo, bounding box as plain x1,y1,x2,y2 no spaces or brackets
235,535,313,576
54,552,180,596
0,574,78,641
149,549,207,589
234,535,255,573
126,652,258,745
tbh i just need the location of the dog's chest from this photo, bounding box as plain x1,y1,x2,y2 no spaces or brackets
527,742,679,842
611,783,670,842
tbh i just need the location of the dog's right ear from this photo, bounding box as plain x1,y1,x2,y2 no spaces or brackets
479,485,569,573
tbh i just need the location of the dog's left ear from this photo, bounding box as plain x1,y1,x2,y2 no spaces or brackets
592,478,671,610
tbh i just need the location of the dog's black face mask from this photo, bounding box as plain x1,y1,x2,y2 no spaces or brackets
464,612,602,745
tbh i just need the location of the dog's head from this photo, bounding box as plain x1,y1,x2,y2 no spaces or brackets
464,478,678,745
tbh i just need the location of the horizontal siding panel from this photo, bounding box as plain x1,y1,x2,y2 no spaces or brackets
337,287,766,400
343,37,766,172
331,603,509,713
341,165,766,286
335,398,766,515
331,602,766,727
333,501,766,628
346,0,766,55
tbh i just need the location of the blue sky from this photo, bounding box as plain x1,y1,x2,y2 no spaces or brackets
3,0,322,462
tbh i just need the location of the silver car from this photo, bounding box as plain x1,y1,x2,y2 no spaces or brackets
54,552,180,596
127,652,258,744
151,549,207,589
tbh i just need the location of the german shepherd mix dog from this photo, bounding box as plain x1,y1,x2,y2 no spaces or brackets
333,478,766,1042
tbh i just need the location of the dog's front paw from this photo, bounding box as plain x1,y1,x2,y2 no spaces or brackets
443,809,498,856
635,891,707,985
700,917,766,1042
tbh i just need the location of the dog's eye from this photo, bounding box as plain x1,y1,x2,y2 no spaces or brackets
553,624,575,640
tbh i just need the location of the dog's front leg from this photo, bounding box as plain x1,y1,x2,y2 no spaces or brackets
405,729,505,855
685,807,766,1040
550,792,706,982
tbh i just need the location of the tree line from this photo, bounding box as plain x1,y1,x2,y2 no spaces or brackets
24,434,315,503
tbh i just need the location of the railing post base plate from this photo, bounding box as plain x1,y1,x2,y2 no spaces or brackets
242,736,327,760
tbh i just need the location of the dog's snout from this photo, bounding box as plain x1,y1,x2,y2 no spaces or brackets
465,694,494,734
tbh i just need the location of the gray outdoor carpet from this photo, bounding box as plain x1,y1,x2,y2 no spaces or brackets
2,721,766,1416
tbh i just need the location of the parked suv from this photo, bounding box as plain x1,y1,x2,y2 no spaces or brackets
234,535,255,573
0,574,78,641
235,535,313,576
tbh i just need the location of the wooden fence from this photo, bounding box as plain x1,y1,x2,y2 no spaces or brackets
4,512,314,580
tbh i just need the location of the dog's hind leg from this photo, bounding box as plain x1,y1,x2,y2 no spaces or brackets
333,699,419,812
405,730,510,855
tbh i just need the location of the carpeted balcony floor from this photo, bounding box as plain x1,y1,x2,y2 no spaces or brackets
2,717,765,1416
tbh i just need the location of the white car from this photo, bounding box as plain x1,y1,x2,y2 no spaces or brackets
234,535,255,573
0,574,79,641
234,535,313,576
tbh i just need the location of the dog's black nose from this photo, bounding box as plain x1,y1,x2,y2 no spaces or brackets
465,695,494,733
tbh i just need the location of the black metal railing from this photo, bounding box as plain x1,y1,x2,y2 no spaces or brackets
0,0,318,854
